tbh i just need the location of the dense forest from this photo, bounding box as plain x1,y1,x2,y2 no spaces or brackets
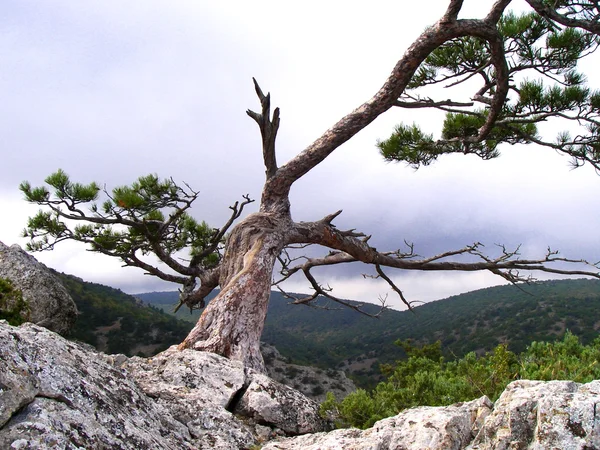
54,271,193,356
140,278,600,387
14,272,598,389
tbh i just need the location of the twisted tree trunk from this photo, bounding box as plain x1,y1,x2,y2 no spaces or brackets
179,212,288,372
176,0,600,373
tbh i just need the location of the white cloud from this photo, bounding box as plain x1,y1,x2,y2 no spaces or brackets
1,0,599,303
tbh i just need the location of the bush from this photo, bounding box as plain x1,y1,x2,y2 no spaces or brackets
312,385,325,396
0,277,30,326
321,332,597,429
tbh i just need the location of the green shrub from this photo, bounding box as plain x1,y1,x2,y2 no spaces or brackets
0,277,30,326
322,332,598,429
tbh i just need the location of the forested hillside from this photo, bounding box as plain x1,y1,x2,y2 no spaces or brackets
54,272,193,356
52,271,600,388
140,279,600,386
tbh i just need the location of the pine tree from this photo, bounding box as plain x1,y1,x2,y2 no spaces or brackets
22,1,600,371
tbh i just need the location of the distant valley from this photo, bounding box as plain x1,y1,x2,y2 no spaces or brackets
140,279,600,386
54,270,600,389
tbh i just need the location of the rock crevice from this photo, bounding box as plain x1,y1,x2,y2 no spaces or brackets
224,367,251,413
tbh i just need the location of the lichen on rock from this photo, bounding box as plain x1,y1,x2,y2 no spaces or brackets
0,320,329,449
0,241,77,334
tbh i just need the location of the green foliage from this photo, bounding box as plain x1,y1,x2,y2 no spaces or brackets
0,277,30,326
425,36,488,74
377,124,442,167
442,111,536,146
21,169,100,204
519,332,600,381
499,12,542,40
377,113,537,168
322,332,600,429
516,79,593,113
53,271,193,356
330,340,491,428
21,170,222,272
383,9,600,169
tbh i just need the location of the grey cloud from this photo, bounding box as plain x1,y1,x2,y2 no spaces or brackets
1,1,599,304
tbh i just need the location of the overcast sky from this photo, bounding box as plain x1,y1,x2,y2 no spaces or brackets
1,0,599,309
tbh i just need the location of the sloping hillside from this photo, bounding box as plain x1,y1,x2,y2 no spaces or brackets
140,279,600,385
54,271,193,356
53,270,600,388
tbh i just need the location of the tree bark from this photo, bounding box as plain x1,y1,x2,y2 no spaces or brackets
178,212,288,372
176,0,600,372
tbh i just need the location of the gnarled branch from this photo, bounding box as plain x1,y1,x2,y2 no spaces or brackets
525,0,600,34
247,78,280,179
281,211,600,312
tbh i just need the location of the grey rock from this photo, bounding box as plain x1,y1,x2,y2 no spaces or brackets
6,317,600,449
122,347,255,449
468,379,600,449
263,396,493,450
255,423,277,442
265,379,600,450
235,372,330,435
0,320,330,449
123,346,246,411
0,241,77,334
0,321,193,450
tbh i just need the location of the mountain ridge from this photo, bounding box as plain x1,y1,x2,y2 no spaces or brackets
137,278,600,386
39,270,600,388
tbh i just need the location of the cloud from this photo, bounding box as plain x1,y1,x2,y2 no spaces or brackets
1,0,599,305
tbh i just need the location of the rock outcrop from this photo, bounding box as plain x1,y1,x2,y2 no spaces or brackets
3,320,600,449
265,379,600,449
469,379,600,449
0,320,328,449
0,241,77,334
263,396,493,450
235,372,326,435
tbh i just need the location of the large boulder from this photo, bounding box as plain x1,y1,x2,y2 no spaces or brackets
262,396,493,450
0,241,77,334
234,372,330,435
468,379,600,449
0,321,194,450
122,346,329,444
0,320,329,449
122,347,255,449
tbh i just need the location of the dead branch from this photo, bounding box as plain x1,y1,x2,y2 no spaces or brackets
247,78,280,179
190,194,255,266
277,263,389,318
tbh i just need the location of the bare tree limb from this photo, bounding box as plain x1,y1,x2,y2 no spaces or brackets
174,268,220,312
247,78,280,179
260,16,512,210
190,194,255,265
289,214,600,285
374,264,416,312
394,98,474,109
277,262,388,318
